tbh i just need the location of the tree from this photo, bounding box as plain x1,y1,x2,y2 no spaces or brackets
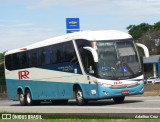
0,53,5,86
153,21,160,30
127,21,160,55
127,23,152,40
0,53,4,62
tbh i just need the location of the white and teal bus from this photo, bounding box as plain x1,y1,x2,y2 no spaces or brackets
5,30,144,106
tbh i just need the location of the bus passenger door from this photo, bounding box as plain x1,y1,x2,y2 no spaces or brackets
80,49,98,98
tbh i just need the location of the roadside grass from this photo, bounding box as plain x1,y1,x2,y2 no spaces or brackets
0,114,159,122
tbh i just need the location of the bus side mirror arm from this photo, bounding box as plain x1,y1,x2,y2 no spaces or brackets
83,47,98,62
136,43,149,57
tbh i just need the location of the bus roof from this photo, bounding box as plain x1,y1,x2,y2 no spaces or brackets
5,30,132,55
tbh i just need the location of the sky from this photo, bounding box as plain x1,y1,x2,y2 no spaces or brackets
0,0,160,52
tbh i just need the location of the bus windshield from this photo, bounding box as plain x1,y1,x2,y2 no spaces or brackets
96,39,142,80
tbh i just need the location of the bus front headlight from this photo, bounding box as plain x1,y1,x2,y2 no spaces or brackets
98,82,112,88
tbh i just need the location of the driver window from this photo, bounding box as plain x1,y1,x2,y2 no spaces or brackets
75,39,95,75
81,49,95,75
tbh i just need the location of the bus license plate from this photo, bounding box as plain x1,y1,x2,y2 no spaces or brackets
122,90,129,95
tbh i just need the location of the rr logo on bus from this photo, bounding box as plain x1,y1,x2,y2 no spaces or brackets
18,70,29,80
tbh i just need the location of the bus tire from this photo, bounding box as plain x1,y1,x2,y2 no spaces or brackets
113,96,125,104
75,87,88,106
18,91,26,106
26,89,34,106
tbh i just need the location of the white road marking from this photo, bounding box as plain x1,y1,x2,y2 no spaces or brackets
146,100,160,102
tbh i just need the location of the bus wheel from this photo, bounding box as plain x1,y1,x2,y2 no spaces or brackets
75,87,88,106
26,90,33,106
113,96,125,104
18,91,26,106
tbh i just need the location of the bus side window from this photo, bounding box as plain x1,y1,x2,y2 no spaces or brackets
41,48,46,65
5,55,12,70
12,53,19,70
28,51,32,68
31,50,38,67
60,44,65,62
55,44,62,63
65,41,78,64
50,46,57,64
45,47,50,65
56,49,61,63
18,53,22,69
59,43,65,63
37,48,41,66
65,42,71,62
21,52,28,68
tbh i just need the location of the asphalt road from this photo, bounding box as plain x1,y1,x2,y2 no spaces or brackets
0,96,160,114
